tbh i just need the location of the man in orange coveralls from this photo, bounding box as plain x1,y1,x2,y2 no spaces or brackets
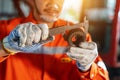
0,0,109,80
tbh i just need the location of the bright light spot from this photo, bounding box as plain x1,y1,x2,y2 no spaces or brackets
118,11,120,18
60,0,82,23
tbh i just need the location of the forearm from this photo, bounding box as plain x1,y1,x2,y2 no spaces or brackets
0,41,9,57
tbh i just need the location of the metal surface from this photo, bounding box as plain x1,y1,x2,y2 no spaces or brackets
49,17,89,36
49,17,89,46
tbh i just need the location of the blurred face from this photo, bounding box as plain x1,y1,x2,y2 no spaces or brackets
34,0,64,22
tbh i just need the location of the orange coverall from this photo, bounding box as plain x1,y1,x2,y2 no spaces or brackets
0,13,109,80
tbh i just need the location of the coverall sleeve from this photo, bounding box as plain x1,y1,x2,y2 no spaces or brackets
0,20,9,62
0,56,9,62
76,61,109,80
0,19,21,62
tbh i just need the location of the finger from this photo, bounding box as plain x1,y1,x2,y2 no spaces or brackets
79,42,96,50
37,24,49,40
16,22,33,29
32,25,41,43
25,23,35,46
17,25,27,47
69,47,85,54
67,52,83,59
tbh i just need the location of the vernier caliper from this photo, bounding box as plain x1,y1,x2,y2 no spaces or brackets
49,17,89,47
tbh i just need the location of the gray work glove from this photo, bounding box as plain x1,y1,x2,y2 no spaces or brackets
2,22,54,54
67,42,98,71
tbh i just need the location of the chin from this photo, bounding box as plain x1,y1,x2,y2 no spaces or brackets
40,15,58,22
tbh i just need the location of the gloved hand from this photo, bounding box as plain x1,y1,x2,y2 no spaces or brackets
67,42,98,71
2,22,54,54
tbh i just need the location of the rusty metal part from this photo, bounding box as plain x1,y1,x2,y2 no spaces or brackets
49,17,89,46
